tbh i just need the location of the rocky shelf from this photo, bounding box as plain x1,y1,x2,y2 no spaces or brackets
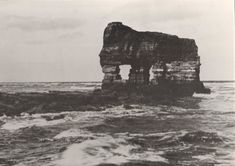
0,89,202,116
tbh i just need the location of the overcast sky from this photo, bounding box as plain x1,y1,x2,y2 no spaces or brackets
0,0,234,82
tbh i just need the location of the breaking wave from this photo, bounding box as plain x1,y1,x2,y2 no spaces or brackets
0,111,104,131
54,135,167,166
0,105,159,132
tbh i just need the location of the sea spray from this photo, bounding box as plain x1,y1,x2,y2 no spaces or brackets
54,135,167,166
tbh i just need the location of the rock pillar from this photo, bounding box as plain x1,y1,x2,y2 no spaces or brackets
129,66,150,84
102,65,121,84
151,62,165,85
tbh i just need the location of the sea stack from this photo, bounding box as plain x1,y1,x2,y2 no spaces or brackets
99,22,210,96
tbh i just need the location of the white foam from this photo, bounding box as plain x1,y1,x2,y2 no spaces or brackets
54,135,167,166
115,131,187,142
1,105,159,132
192,154,215,162
54,129,94,139
193,92,219,99
0,109,101,131
102,105,160,118
1,116,66,131
0,111,92,131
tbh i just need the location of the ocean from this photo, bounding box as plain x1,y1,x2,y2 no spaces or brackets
0,82,234,166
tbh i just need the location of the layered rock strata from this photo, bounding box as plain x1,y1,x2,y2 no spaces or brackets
99,22,209,95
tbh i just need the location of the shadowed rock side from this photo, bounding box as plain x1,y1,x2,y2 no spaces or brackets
99,22,210,95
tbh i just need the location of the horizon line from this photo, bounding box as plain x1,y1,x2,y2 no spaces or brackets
0,80,234,83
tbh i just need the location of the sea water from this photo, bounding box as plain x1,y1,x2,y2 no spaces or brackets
0,82,234,166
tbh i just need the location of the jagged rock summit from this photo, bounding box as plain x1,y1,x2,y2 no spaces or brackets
99,22,210,96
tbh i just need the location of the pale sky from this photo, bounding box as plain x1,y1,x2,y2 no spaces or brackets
0,0,234,82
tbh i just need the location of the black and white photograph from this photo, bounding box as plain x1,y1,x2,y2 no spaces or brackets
0,0,234,165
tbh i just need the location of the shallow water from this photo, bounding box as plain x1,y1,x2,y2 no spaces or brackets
0,82,234,166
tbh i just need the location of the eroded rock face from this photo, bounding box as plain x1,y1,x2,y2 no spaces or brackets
99,22,209,95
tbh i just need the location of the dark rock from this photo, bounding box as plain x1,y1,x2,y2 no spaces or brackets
99,22,210,95
194,82,211,94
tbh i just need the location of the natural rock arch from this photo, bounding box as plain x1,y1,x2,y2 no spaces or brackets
99,22,210,95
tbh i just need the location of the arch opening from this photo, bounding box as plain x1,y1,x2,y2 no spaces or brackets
119,65,131,81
